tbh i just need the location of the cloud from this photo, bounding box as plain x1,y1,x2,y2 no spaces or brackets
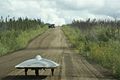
57,0,104,11
0,0,120,25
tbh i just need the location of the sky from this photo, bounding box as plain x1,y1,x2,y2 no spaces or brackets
0,0,120,25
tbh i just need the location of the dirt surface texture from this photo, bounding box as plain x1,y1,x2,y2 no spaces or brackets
0,27,116,80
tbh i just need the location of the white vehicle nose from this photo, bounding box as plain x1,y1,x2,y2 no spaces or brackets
35,55,42,60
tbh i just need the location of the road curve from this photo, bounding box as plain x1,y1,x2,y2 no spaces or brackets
0,27,115,80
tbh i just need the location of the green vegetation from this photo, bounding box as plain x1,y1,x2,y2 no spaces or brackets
0,16,48,56
62,19,120,78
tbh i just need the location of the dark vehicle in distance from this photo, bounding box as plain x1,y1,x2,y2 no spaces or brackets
48,24,55,28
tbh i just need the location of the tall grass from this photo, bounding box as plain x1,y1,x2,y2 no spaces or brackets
0,26,47,56
0,16,48,56
62,23,120,78
16,26,48,49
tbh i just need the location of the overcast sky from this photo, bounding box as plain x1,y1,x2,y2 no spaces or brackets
0,0,120,25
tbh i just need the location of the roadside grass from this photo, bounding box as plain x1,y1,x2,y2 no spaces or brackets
62,26,120,78
0,25,48,56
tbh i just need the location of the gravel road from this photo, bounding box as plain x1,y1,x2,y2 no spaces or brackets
0,27,115,80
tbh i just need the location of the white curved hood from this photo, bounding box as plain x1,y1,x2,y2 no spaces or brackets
15,55,59,69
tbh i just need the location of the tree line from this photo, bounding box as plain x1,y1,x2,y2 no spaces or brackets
0,16,44,31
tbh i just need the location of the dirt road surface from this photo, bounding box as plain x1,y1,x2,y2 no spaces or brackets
0,27,116,80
